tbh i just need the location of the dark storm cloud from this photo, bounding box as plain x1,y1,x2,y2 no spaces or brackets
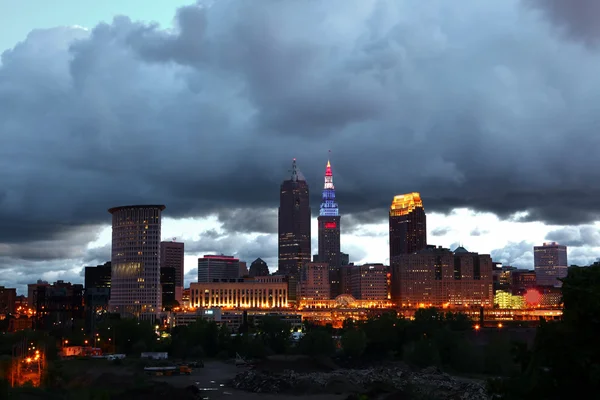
526,0,600,45
82,245,111,265
0,257,86,295
545,226,600,247
3,0,600,258
217,208,277,234
186,230,277,264
431,227,451,237
0,225,103,261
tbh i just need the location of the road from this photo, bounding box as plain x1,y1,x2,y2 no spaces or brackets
153,360,348,400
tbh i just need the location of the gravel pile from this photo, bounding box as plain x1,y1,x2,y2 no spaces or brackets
230,365,490,399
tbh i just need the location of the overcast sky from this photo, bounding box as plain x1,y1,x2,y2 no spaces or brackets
2,0,600,295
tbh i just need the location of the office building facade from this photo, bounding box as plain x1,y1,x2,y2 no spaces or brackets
389,192,427,259
161,241,185,302
534,242,568,287
197,255,240,282
108,204,165,320
391,246,493,308
278,159,311,277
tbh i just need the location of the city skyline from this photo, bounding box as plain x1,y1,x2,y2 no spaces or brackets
2,0,600,293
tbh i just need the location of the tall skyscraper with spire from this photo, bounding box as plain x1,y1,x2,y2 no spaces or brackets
389,192,427,260
318,159,341,297
278,159,311,278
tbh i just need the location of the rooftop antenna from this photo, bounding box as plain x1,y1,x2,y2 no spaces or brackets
290,158,298,181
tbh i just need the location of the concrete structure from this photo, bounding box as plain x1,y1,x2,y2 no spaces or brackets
32,280,84,330
160,267,176,307
189,279,288,309
108,205,165,320
83,263,111,333
297,293,393,310
278,158,311,277
84,262,111,289
172,308,302,332
492,264,516,293
534,242,568,287
349,264,389,301
510,269,537,295
249,258,270,277
391,245,493,308
181,288,190,308
317,160,342,298
0,286,16,315
27,280,49,309
297,263,330,301
197,255,240,282
239,261,248,277
389,193,427,259
161,241,184,302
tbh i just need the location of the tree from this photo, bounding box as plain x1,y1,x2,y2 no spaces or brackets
258,316,290,354
298,329,335,357
341,329,367,358
492,265,600,399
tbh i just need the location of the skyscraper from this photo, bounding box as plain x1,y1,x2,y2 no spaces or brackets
278,159,311,277
389,192,427,259
108,205,165,320
534,242,568,287
160,241,184,302
317,159,341,297
197,255,240,282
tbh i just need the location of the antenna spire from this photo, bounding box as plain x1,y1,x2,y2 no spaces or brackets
291,158,298,181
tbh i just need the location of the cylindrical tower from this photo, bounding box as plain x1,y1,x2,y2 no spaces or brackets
108,204,166,320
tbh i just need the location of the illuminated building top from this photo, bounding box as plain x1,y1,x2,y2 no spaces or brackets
390,192,423,217
319,159,338,217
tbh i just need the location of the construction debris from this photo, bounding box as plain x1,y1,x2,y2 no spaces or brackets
230,365,490,399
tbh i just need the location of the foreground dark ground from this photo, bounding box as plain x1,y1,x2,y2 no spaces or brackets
5,356,488,399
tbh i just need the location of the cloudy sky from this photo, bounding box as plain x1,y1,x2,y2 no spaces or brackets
2,0,600,295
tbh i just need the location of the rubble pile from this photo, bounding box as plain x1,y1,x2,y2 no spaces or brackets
230,365,490,399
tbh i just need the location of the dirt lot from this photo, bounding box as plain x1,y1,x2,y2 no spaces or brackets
58,358,348,399
153,360,348,400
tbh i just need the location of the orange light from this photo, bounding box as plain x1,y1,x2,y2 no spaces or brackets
498,323,503,328
64,340,68,344
84,340,88,344
474,324,480,330
390,192,423,216
25,357,32,363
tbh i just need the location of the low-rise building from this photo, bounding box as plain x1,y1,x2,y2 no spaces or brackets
349,264,389,301
190,279,288,309
391,246,493,308
0,286,17,315
297,263,330,301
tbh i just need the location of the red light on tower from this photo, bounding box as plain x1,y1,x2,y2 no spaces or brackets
324,221,337,229
524,289,542,306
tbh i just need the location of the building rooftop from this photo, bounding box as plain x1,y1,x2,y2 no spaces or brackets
108,205,166,214
390,192,423,216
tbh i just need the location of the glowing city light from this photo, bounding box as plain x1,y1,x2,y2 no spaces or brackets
524,289,542,306
390,192,423,216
